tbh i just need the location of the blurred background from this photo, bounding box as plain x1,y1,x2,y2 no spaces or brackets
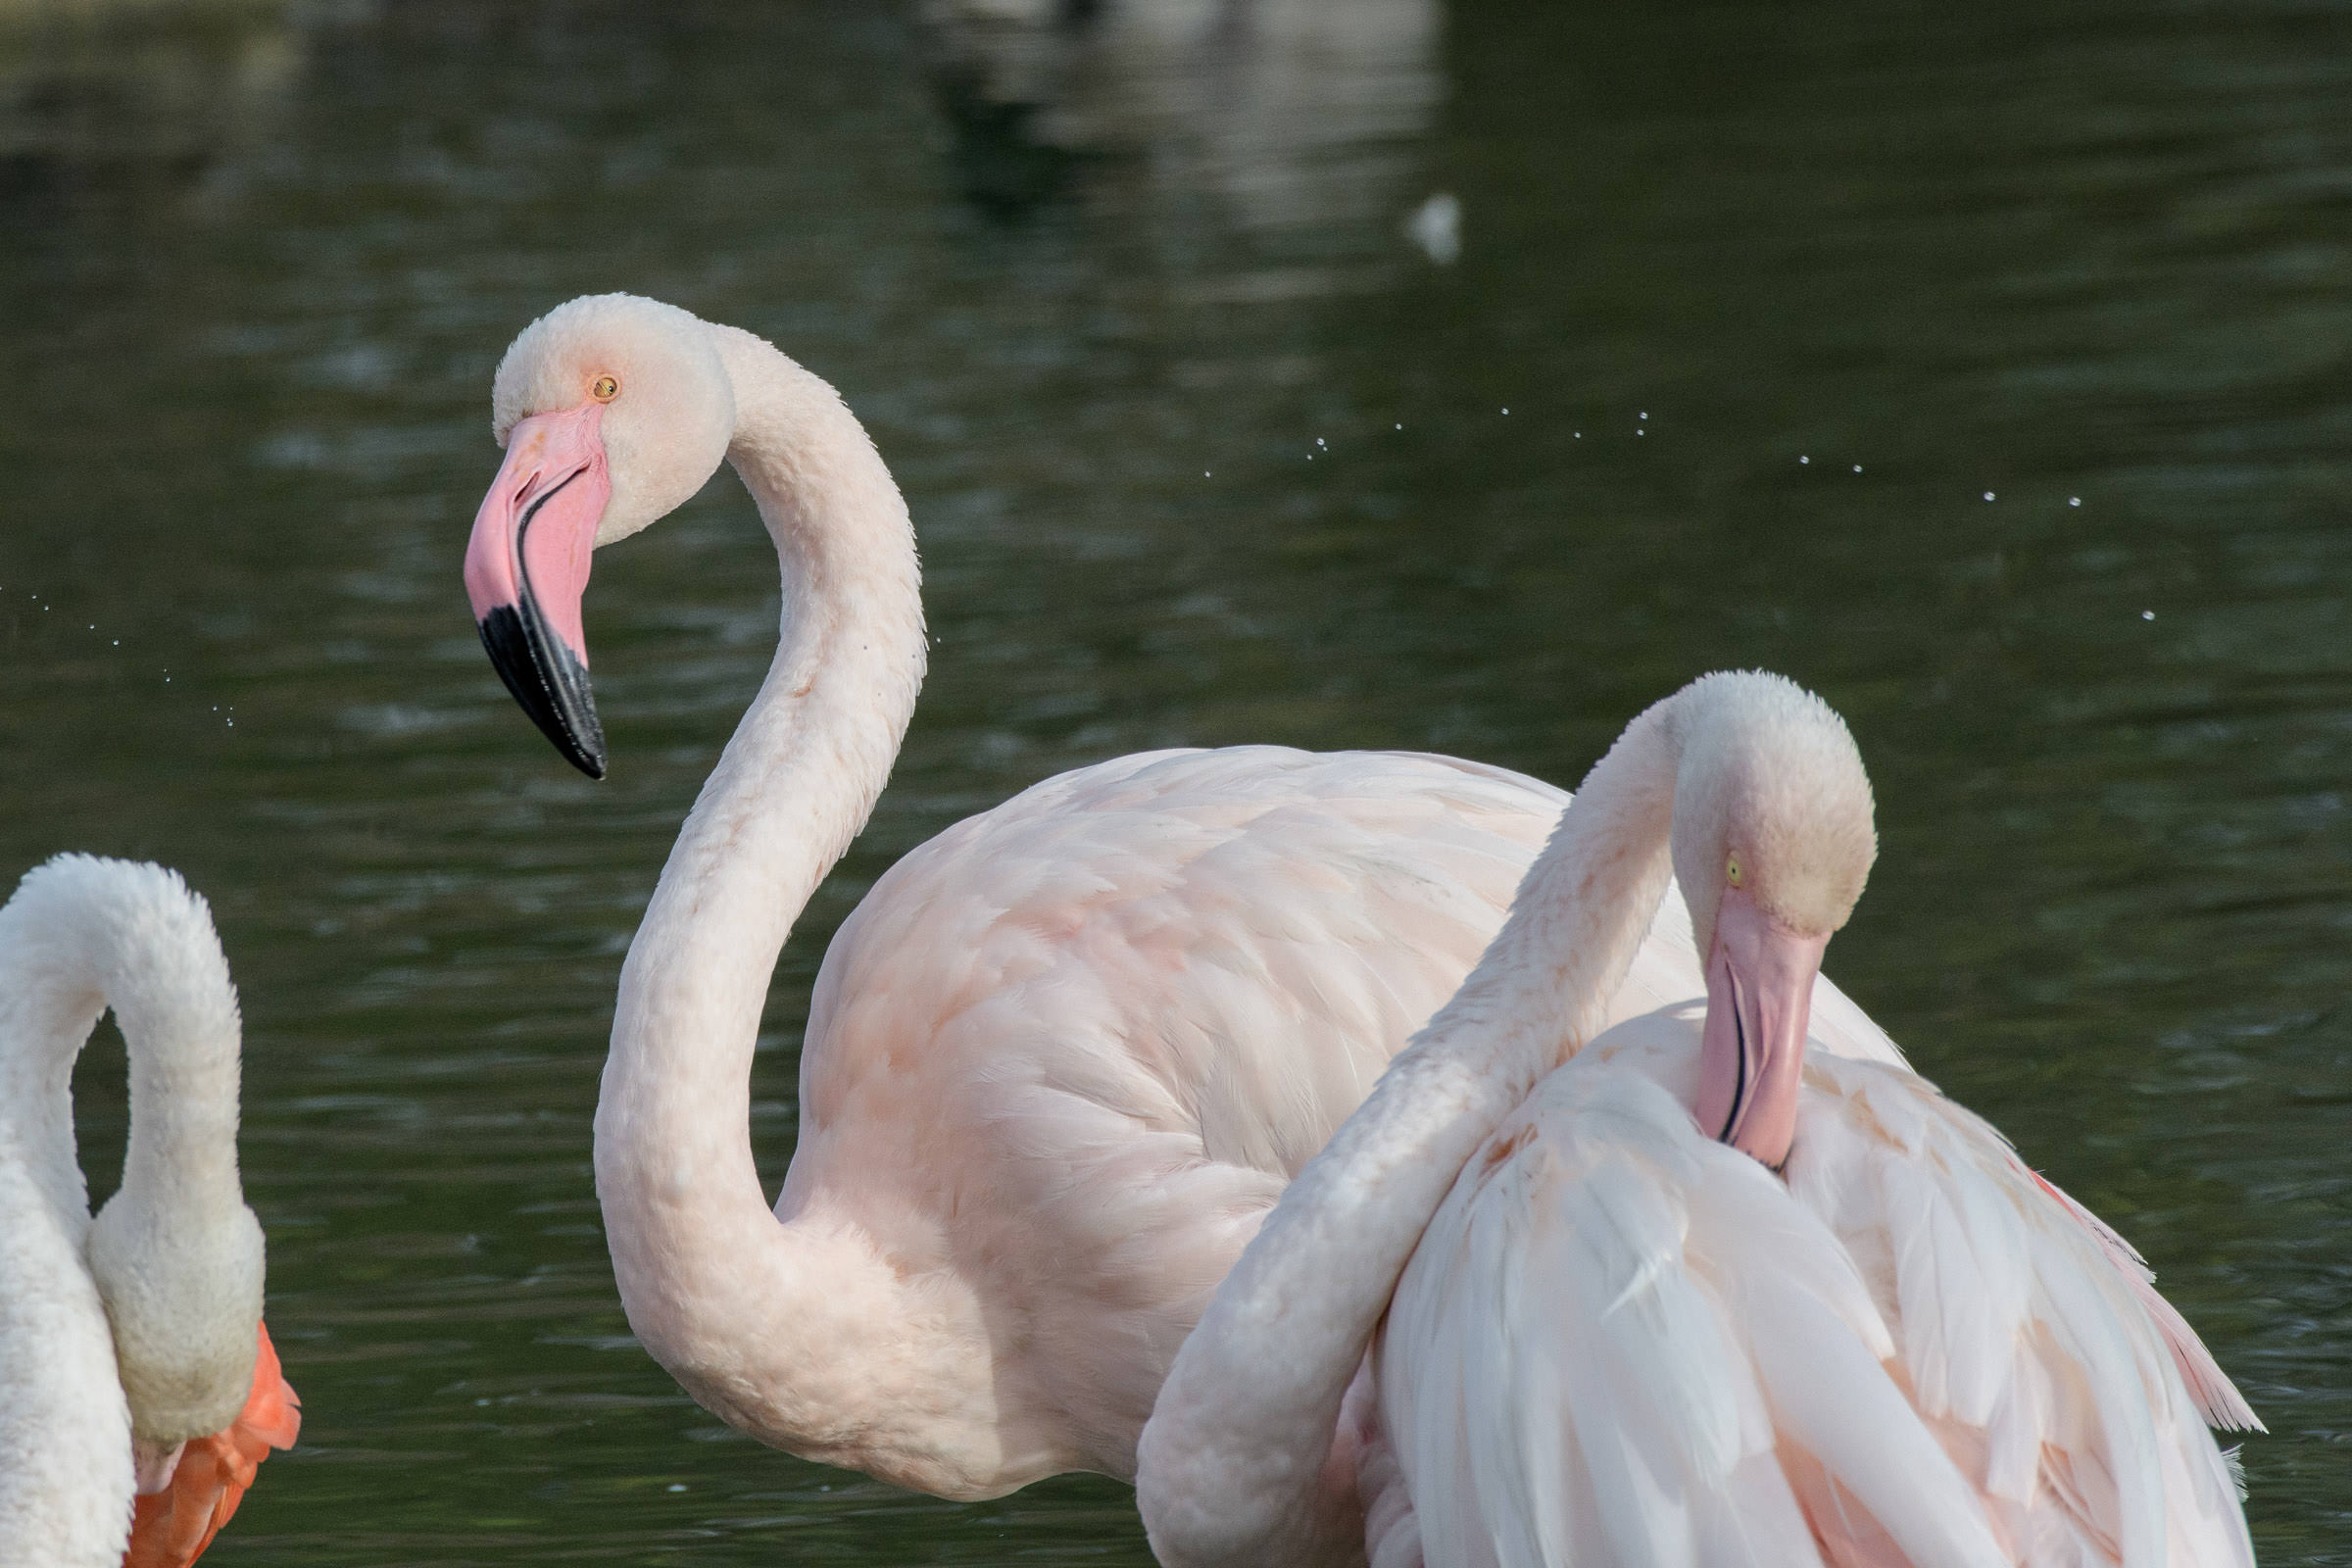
2,0,2347,1561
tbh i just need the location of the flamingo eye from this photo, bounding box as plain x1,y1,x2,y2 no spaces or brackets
1725,854,1743,888
591,375,620,402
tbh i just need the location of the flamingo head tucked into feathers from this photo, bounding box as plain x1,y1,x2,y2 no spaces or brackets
1667,671,1877,1170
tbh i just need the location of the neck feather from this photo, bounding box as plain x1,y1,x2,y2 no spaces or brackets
1140,700,1686,1563
593,326,933,1451
0,1147,132,1566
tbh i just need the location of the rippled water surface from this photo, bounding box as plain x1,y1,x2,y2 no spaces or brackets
4,0,2348,1561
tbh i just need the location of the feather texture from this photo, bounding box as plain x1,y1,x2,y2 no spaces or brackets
1373,1016,2257,1568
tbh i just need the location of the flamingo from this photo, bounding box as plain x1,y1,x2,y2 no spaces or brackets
457,294,1921,1498
1138,670,2259,1567
0,855,300,1568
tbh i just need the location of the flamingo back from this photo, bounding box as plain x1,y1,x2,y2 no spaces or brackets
787,746,1573,1481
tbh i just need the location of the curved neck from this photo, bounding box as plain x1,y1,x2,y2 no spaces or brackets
0,860,246,1252
1140,699,1686,1565
593,328,930,1447
0,858,257,1447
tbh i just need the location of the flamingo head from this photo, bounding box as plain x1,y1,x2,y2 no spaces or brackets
465,293,737,778
1670,672,1877,1169
88,1193,267,1473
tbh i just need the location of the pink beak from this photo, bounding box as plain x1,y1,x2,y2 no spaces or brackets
1691,888,1830,1170
463,402,613,778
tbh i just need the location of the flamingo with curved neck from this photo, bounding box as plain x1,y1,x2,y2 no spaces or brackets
0,855,299,1568
1139,671,2258,1567
459,296,1921,1497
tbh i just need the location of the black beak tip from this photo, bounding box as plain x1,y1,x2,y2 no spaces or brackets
477,604,612,782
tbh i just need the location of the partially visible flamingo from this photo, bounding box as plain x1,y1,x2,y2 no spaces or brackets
457,295,1921,1498
1139,670,2258,1567
0,855,299,1568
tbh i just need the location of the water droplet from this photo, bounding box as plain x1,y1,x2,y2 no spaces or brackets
1574,431,1582,439
667,1483,687,1493
1395,422,1402,430
1799,456,1809,465
2069,497,2082,507
1984,491,1995,501
2141,610,2155,620
1500,408,1509,416
1852,465,1862,473
1316,438,1327,448
1639,412,1648,420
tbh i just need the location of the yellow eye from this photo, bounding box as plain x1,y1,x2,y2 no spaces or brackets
591,375,619,402
1725,854,1743,888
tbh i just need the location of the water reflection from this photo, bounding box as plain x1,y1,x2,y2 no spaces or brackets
922,0,1442,262
0,0,305,218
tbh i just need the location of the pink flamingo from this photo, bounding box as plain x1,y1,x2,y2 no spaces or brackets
1139,671,2258,1567
458,295,1917,1497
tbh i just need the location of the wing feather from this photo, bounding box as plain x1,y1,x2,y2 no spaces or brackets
1380,1066,1838,1568
1379,1012,2257,1568
1789,1054,2256,1568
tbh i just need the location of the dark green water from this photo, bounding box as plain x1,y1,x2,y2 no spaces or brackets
2,0,2346,1561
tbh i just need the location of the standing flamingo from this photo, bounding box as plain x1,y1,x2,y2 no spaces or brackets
1139,670,2258,1567
0,856,300,1568
459,294,1919,1497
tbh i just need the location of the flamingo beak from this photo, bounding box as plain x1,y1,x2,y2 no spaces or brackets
463,402,613,779
1692,888,1830,1171
130,1437,184,1494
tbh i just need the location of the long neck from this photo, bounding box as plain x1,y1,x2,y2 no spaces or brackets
0,858,259,1451
1139,702,1683,1567
593,328,931,1447
0,859,247,1252
0,898,106,1246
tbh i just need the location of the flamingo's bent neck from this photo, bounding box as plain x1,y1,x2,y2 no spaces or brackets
0,857,266,1566
1139,687,1721,1566
592,327,1006,1490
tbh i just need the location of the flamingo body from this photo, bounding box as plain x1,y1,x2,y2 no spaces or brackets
1373,1007,2255,1568
1139,673,2257,1568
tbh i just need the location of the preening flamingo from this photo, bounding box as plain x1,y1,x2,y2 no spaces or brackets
0,856,300,1568
458,294,1917,1497
1139,670,2258,1568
